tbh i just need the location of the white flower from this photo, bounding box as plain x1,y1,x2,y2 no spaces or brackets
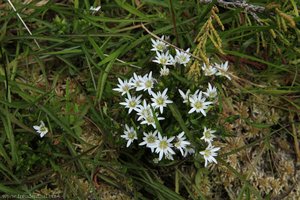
168,54,177,66
130,73,144,91
138,71,156,94
140,112,164,129
178,89,191,103
90,6,101,14
154,132,175,161
200,127,216,144
113,78,132,96
174,132,191,156
151,36,169,52
202,62,217,76
160,66,170,76
121,124,137,147
191,89,201,99
165,153,174,160
203,83,217,99
136,101,164,128
136,100,152,121
139,131,158,152
215,61,231,80
119,93,142,114
151,88,173,114
188,91,213,116
175,48,191,66
33,121,48,138
183,145,195,157
153,51,172,66
199,145,220,167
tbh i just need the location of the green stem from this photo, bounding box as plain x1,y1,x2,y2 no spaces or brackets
169,0,179,46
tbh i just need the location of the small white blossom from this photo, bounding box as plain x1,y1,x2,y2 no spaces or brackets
188,91,213,116
202,62,217,76
138,71,156,94
215,61,231,80
154,132,175,161
140,112,164,129
151,36,169,52
33,121,48,138
139,131,158,152
183,145,196,157
136,100,152,121
175,48,191,66
90,6,101,14
200,127,216,144
160,66,170,76
168,54,177,66
174,132,191,156
130,73,144,91
178,89,191,103
200,145,220,167
191,89,201,99
153,51,172,66
120,93,142,114
136,101,164,128
203,83,217,99
113,78,132,96
151,88,173,114
165,153,174,160
121,124,137,147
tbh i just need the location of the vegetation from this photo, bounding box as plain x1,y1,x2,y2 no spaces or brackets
0,0,299,199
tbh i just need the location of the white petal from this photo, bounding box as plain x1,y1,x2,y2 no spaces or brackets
159,151,163,161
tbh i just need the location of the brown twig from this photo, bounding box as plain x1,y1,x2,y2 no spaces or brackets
199,0,265,13
199,0,265,22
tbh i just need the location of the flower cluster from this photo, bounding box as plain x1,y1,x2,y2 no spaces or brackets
178,82,218,116
202,60,231,80
151,36,191,76
200,127,220,167
114,71,192,160
114,35,228,167
177,84,220,166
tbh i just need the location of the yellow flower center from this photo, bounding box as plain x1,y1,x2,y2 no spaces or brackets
145,80,153,88
147,135,156,144
204,131,211,138
122,85,130,92
129,101,137,108
159,140,168,150
156,97,164,105
157,44,164,51
146,116,154,123
194,101,203,109
128,132,136,139
159,58,167,64
179,55,186,62
209,91,216,98
40,126,48,132
203,149,211,157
